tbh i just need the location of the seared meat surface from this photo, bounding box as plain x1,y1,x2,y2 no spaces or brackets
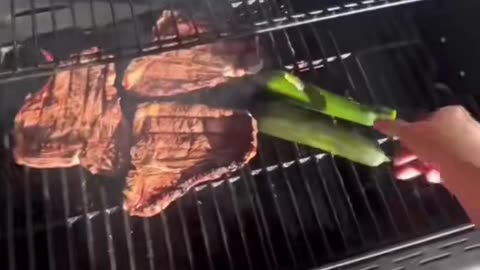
14,53,128,175
124,102,257,217
122,10,263,98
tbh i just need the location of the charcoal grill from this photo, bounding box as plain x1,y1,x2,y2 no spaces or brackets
1,0,480,269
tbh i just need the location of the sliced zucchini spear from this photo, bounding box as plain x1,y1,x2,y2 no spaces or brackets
257,71,397,127
257,101,390,167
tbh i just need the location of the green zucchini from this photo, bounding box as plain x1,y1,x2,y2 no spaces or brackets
257,101,390,167
258,71,397,127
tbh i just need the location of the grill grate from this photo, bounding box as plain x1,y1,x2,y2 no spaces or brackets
0,0,476,270
0,0,426,82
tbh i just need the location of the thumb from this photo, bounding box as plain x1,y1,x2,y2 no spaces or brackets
374,120,409,137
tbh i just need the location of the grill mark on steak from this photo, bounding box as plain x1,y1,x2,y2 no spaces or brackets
122,10,263,98
124,102,258,217
14,50,129,176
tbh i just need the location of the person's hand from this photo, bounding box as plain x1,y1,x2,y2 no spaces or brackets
374,106,480,226
374,106,475,183
386,147,442,184
374,105,480,183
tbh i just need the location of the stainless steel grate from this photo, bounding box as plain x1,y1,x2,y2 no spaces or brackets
0,0,476,270
0,0,426,82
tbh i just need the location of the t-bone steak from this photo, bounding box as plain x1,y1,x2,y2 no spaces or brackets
14,52,129,175
122,10,263,98
124,102,258,217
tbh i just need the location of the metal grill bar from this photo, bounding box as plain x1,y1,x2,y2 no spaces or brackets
265,0,282,18
142,219,155,270
89,0,97,29
193,191,215,270
28,0,38,48
160,212,176,270
226,178,254,270
327,31,356,97
239,168,275,270
9,0,18,70
366,167,402,238
303,24,370,248
257,148,298,267
79,168,96,270
387,30,426,105
393,14,459,225
203,0,222,35
126,0,142,52
176,200,195,270
351,163,383,238
282,26,334,257
60,169,76,270
380,62,440,231
106,0,119,52
68,0,77,28
271,141,317,265
4,136,15,270
243,165,279,269
389,51,440,218
281,0,297,20
298,27,370,250
395,52,452,224
399,14,441,104
67,0,79,68
265,31,285,67
165,4,182,46
381,45,436,230
100,186,118,270
336,49,382,240
342,10,454,234
285,22,386,246
372,173,402,237
238,0,253,22
149,0,161,42
281,23,342,254
88,0,102,49
48,0,58,41
122,211,136,270
185,6,202,38
209,184,235,270
329,157,367,245
328,31,383,240
384,170,417,234
222,0,241,27
5,178,15,270
23,167,36,270
41,171,56,270
342,19,446,234
294,130,334,257
312,158,349,251
279,29,301,71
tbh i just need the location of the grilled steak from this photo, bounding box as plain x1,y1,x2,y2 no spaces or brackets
124,102,258,217
122,10,263,98
14,52,128,175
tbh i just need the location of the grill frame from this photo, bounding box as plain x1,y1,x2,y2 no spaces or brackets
314,224,480,270
1,0,479,270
